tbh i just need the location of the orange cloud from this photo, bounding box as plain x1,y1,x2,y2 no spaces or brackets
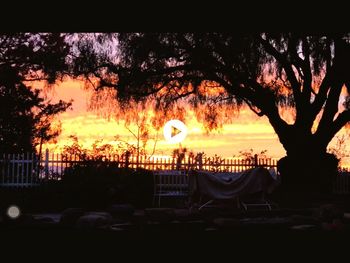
31,78,350,167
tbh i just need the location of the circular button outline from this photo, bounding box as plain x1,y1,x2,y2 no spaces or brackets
163,119,188,144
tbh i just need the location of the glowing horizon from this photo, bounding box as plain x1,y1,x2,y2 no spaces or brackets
38,79,350,166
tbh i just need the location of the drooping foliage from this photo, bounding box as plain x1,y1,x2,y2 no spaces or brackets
72,33,350,159
0,33,72,153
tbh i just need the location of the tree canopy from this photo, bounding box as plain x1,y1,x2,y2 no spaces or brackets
0,33,72,153
73,33,350,160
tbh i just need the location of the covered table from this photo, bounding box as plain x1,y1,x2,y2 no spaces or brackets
189,167,279,209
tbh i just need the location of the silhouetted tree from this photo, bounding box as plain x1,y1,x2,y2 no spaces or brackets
73,33,350,195
0,33,72,153
88,88,161,162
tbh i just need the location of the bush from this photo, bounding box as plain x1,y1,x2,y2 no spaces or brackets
60,162,154,208
0,162,154,213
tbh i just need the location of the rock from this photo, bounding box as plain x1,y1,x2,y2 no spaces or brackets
174,209,191,221
290,214,319,225
343,213,350,224
85,211,113,220
240,217,292,227
132,210,146,224
84,211,114,222
290,224,317,230
76,214,113,229
110,226,124,231
205,227,218,231
321,219,344,231
145,208,175,223
108,204,135,218
34,216,55,224
314,204,344,223
213,218,240,228
110,222,132,231
60,208,85,226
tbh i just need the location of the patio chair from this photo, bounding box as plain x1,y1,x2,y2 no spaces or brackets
152,170,189,207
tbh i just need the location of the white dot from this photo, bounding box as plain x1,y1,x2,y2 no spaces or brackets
7,205,21,219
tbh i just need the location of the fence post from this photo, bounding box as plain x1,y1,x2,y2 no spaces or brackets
45,149,49,180
125,151,130,168
198,154,203,170
254,154,258,167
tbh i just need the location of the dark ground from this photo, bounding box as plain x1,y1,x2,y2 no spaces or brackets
1,188,350,255
2,202,350,240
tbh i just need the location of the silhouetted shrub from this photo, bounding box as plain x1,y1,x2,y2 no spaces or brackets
60,162,153,208
0,163,153,212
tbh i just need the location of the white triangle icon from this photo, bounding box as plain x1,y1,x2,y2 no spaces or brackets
163,120,188,144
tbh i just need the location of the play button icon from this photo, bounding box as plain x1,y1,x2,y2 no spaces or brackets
163,119,188,144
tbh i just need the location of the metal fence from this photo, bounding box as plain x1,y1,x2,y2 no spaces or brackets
1,149,349,194
0,150,277,186
333,169,350,194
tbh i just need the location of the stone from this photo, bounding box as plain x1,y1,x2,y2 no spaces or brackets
34,216,55,224
108,204,135,218
110,222,132,231
60,208,85,226
290,214,319,225
85,211,113,220
174,209,191,221
314,204,344,223
290,224,317,230
213,218,240,228
205,227,218,231
144,208,175,223
321,219,344,231
110,226,124,231
76,214,113,229
343,213,350,219
240,217,292,226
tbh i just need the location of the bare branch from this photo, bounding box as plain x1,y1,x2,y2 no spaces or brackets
325,110,350,143
148,131,159,159
300,36,313,103
316,81,343,137
258,36,301,95
311,70,333,116
23,77,50,82
124,123,138,140
242,98,264,117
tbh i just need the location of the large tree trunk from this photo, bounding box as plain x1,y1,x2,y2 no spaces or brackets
277,153,338,193
269,117,340,202
276,136,339,203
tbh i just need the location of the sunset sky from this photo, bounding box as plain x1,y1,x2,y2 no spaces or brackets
37,78,350,165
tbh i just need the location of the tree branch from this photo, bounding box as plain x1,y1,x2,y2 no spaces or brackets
295,36,313,106
311,37,350,120
316,81,343,137
207,70,290,141
326,110,350,143
124,124,138,140
243,98,264,116
258,36,301,97
148,131,159,159
310,69,334,118
23,77,50,82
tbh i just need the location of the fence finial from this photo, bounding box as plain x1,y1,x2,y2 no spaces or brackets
254,154,258,166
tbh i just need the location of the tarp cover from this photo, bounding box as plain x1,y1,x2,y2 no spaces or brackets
189,167,279,200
